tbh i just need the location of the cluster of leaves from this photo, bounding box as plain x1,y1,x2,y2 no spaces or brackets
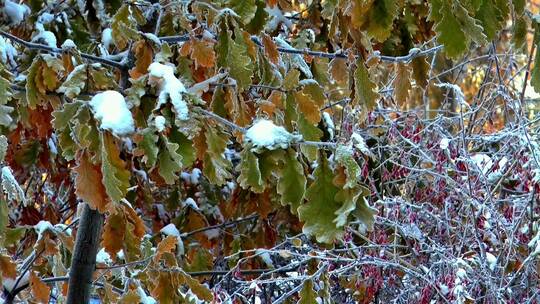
0,0,537,303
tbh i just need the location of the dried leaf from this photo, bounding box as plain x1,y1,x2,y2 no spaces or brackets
30,272,50,304
73,152,109,213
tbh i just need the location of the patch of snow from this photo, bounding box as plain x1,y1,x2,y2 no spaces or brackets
96,248,112,265
34,220,54,240
54,223,71,236
1,166,25,204
436,83,467,107
486,252,497,271
191,168,201,184
33,23,57,48
456,268,467,280
245,119,301,151
0,37,17,66
143,33,161,46
439,137,450,150
204,228,219,240
137,286,157,304
3,0,30,25
61,39,76,50
89,91,135,136
322,112,335,140
148,62,189,120
101,28,113,50
439,284,449,295
274,37,312,78
470,153,493,175
183,197,199,210
154,115,166,132
38,12,55,25
351,132,373,158
298,79,318,86
47,136,57,155
256,249,274,267
3,272,29,293
265,6,293,32
160,223,180,237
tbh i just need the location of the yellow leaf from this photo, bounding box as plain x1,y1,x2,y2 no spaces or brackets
294,91,321,124
328,58,348,84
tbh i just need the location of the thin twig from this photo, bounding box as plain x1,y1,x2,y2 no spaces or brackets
0,31,127,70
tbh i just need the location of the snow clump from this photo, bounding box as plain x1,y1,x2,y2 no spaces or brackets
89,90,135,136
245,119,302,151
148,62,189,121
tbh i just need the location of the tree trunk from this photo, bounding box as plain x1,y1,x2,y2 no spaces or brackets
66,204,104,304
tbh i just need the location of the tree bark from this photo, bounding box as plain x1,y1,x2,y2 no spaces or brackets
66,204,104,304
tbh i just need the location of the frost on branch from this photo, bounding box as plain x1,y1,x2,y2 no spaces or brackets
244,119,302,152
148,62,189,121
89,90,135,136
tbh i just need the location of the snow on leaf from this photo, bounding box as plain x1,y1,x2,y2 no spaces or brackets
90,90,135,137
148,62,189,121
3,0,30,25
274,37,312,78
1,166,25,205
244,119,302,152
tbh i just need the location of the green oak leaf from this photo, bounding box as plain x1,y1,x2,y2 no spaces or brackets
298,152,342,243
52,101,82,131
335,145,361,189
203,125,232,186
435,2,467,59
157,136,183,184
237,147,265,193
228,31,254,91
354,58,378,111
365,0,398,42
276,148,306,214
299,279,317,304
101,132,131,202
229,0,257,25
57,64,88,99
134,127,159,168
297,114,322,162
